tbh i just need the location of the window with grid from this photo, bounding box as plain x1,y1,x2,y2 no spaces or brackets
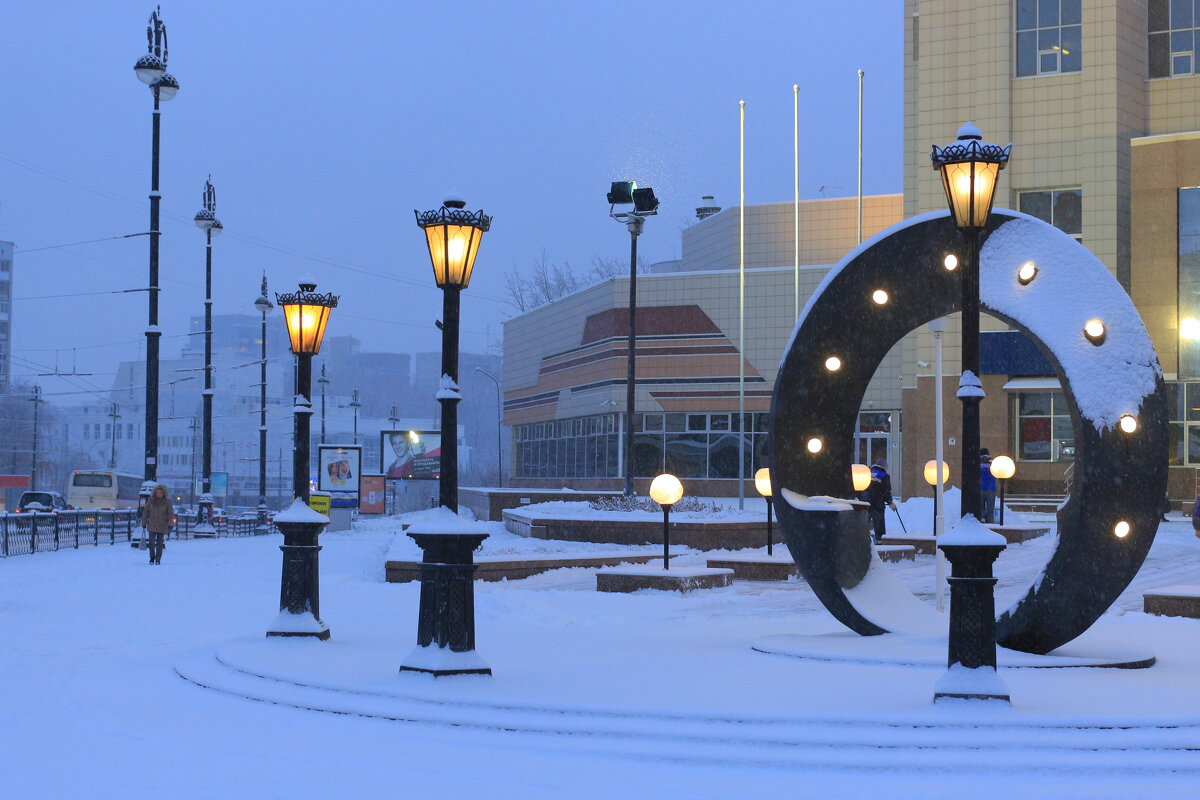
1016,0,1081,77
1016,392,1075,461
1018,188,1082,242
1150,0,1199,78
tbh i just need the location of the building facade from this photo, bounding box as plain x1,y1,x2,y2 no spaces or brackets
0,241,12,392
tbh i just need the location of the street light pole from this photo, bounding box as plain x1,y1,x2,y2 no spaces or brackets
29,386,42,489
350,388,361,444
132,7,180,487
193,177,221,536
474,367,503,488
415,197,491,513
108,402,121,469
254,276,273,531
317,363,329,444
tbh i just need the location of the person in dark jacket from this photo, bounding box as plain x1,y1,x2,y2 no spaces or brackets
1192,495,1200,540
980,449,997,524
863,460,895,544
140,484,172,565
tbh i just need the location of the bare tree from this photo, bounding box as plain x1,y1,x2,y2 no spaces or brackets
505,250,638,312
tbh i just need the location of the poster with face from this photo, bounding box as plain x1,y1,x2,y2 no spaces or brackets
318,445,362,494
381,430,441,479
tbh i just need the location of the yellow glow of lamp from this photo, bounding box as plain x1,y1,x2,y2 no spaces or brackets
989,455,1015,480
851,463,872,493
754,467,772,498
923,459,950,486
277,282,338,355
649,473,684,507
415,198,492,289
930,123,1011,230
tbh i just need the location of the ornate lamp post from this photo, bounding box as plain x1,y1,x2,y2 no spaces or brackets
648,473,683,569
132,6,179,486
931,123,1010,522
415,197,491,513
317,363,329,444
193,177,221,536
607,181,659,497
267,281,338,640
350,388,361,444
254,277,273,532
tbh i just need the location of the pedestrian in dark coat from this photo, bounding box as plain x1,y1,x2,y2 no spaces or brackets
1192,495,1200,540
863,461,895,544
980,449,997,524
141,484,172,564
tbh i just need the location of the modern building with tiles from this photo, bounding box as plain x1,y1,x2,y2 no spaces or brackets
504,0,1200,503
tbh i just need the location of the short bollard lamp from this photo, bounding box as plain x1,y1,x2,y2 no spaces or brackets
989,456,1015,526
924,459,950,532
754,467,775,555
267,281,338,641
931,123,1010,522
399,514,492,678
934,517,1009,703
649,473,684,570
416,197,491,515
851,463,872,494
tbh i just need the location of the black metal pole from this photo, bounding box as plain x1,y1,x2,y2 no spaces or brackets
30,386,40,489
294,353,313,502
959,227,982,521
662,504,670,569
201,227,214,526
144,84,161,485
999,479,1006,526
439,286,461,511
258,306,269,528
319,364,327,444
765,495,773,556
624,222,640,497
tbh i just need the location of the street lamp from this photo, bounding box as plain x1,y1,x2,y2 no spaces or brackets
474,367,504,488
754,467,775,555
990,455,1015,526
415,197,491,513
924,458,951,612
317,363,329,444
350,388,361,445
267,280,338,640
132,6,180,487
193,176,221,536
931,122,1010,521
254,276,273,532
608,180,659,497
649,473,683,570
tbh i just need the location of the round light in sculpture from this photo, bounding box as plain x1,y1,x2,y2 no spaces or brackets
851,463,871,493
1119,414,1138,434
1181,317,1200,339
649,473,684,507
754,467,772,498
1018,261,1037,285
806,437,823,454
1084,319,1106,345
825,356,843,372
944,254,958,271
872,289,889,305
923,459,950,486
1114,520,1131,538
989,455,1016,480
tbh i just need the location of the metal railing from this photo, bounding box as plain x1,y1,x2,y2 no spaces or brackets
0,510,273,558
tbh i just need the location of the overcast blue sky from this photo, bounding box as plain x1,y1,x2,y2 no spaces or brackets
0,1,903,398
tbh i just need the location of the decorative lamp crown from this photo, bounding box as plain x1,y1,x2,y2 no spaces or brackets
414,198,491,289
930,122,1011,229
276,281,338,355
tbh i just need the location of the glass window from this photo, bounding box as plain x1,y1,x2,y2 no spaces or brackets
1179,189,1200,378
643,413,663,432
633,433,663,477
1149,0,1199,78
665,433,707,479
1016,0,1082,77
1016,391,1073,461
708,432,745,479
1019,188,1082,241
687,414,708,432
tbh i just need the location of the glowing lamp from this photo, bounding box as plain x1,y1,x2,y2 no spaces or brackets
1182,317,1200,339
649,473,684,507
872,289,889,304
989,455,1015,480
415,199,491,289
1118,415,1138,434
851,463,872,493
825,356,842,372
1084,319,1106,345
277,282,338,356
924,460,950,486
931,123,1011,229
754,467,772,498
806,438,823,454
1114,520,1130,538
944,254,958,271
1017,262,1037,285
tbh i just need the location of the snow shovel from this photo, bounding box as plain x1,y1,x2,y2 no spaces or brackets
890,505,909,534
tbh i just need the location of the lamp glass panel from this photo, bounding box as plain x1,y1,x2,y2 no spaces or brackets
649,473,684,506
425,224,483,288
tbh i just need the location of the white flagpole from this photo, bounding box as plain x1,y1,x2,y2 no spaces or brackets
738,99,746,511
793,83,800,320
857,69,864,244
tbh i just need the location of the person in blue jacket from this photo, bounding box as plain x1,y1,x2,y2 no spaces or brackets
980,449,997,524
863,460,895,544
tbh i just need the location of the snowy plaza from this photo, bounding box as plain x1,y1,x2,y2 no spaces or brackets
2,499,1198,798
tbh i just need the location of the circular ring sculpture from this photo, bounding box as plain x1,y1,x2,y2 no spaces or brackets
771,209,1168,654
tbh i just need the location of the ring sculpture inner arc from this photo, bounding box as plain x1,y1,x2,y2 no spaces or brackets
770,210,1168,654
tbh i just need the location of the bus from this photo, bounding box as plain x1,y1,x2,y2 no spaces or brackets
66,471,143,510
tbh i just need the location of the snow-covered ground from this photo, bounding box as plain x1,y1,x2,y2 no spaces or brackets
3,509,1199,798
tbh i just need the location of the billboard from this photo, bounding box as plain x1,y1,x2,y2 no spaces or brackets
381,430,441,480
359,474,386,514
318,445,362,495
195,472,228,498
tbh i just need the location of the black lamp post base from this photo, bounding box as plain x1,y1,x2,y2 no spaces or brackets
401,529,490,677
267,627,331,641
399,648,492,678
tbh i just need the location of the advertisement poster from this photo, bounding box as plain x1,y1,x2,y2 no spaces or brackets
381,430,441,479
196,472,228,498
359,474,386,514
318,445,362,495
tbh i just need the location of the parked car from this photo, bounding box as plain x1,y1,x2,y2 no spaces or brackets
16,491,70,513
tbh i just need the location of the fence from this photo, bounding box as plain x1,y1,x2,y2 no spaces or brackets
0,510,273,558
